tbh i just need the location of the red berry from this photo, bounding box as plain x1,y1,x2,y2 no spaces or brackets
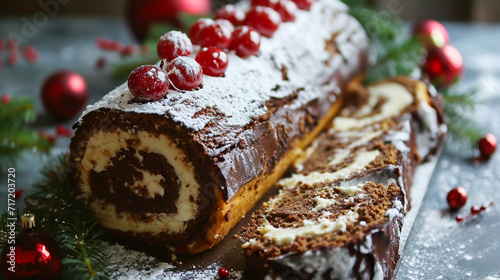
216,19,235,33
128,65,169,101
7,51,20,66
229,26,261,58
251,0,297,22
46,133,57,145
455,215,465,223
49,170,58,178
244,6,282,38
22,45,40,63
14,189,23,200
189,18,215,44
113,41,125,52
96,37,115,51
0,37,4,52
413,20,450,49
218,267,230,278
56,125,73,137
157,31,193,61
470,205,482,215
140,45,151,56
7,38,18,53
215,4,245,26
447,187,467,210
291,0,316,10
121,45,138,56
478,133,497,158
0,57,3,72
196,47,228,77
197,20,233,49
95,57,107,69
166,56,203,91
1,94,11,105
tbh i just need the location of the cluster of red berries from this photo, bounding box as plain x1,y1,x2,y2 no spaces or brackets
96,37,140,57
446,186,494,224
38,125,73,146
0,38,39,72
127,0,317,101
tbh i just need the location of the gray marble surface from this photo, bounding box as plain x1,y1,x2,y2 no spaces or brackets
1,17,500,279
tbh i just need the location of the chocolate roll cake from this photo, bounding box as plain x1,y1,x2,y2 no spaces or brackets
239,77,446,279
69,0,369,254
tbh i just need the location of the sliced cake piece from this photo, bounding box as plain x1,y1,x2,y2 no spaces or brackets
239,77,445,279
240,180,404,279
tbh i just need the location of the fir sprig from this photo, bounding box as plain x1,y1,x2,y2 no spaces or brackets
343,0,481,151
342,0,425,84
0,96,52,166
25,154,110,280
442,87,484,150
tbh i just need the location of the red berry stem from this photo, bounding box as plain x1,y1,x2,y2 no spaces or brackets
455,202,494,224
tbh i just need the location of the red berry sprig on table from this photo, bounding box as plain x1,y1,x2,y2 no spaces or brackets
128,65,169,101
447,186,467,210
455,202,494,223
195,47,229,77
157,30,193,61
165,56,203,91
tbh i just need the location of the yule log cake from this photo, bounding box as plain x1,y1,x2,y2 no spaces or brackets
240,77,446,279
69,0,369,254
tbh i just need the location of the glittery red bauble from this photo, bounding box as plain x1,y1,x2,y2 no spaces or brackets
447,187,467,210
0,227,61,280
413,20,450,49
423,45,463,87
478,133,497,158
41,70,88,120
126,0,212,42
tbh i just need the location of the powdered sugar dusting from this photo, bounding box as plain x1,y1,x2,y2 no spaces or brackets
78,0,367,139
104,242,244,280
160,30,192,53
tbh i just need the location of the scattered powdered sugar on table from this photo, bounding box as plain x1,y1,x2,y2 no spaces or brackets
104,242,244,280
396,100,500,279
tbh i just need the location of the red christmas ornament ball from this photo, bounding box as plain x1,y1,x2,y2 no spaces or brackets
41,70,88,120
478,133,497,158
413,20,450,49
422,45,463,87
447,187,467,210
0,214,61,280
126,0,212,42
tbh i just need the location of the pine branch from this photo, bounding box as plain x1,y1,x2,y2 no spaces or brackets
365,37,425,84
25,154,110,280
442,87,483,151
343,2,425,84
0,96,52,166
